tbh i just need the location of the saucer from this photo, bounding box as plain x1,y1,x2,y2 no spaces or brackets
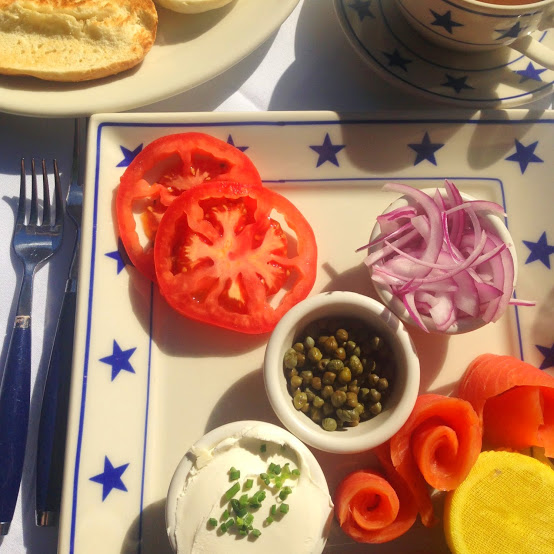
334,0,554,108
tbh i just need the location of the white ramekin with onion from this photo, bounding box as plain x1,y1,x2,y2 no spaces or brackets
362,181,530,334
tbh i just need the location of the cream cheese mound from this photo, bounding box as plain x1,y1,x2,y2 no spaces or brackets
171,423,333,554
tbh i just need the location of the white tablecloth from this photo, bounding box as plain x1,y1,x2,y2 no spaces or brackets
0,1,551,553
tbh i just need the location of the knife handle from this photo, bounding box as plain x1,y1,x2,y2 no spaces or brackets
0,317,32,534
35,279,77,526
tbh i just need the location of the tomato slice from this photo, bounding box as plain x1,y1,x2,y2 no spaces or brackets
154,181,317,334
116,132,262,281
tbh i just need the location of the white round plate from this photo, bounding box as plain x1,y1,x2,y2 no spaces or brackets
334,0,554,108
0,0,299,118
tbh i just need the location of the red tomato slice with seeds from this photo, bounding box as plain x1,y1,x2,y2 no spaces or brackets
116,132,262,281
154,181,317,334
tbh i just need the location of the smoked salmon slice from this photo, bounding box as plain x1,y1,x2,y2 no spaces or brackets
457,354,554,456
384,394,482,527
334,466,418,543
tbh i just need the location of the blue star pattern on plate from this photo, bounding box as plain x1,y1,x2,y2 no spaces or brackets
495,21,525,40
348,0,375,21
515,62,547,83
523,232,554,268
116,144,143,168
505,139,543,174
310,133,345,167
227,134,248,152
430,10,463,34
383,49,412,72
105,238,132,274
90,456,129,501
408,132,444,166
99,340,136,381
536,343,554,370
441,74,474,94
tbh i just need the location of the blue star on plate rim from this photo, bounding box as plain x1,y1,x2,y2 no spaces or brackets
334,0,554,108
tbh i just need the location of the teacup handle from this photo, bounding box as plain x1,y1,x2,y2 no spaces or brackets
509,7,554,70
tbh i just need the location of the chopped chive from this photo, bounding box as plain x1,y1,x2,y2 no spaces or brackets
251,528,261,538
229,467,241,481
265,516,274,525
236,516,244,527
270,504,277,516
239,493,249,506
260,444,267,453
239,529,248,535
268,463,281,475
225,482,240,500
292,469,300,476
274,477,283,489
244,513,254,526
257,490,266,502
279,490,289,501
208,518,218,527
244,478,254,490
280,503,289,514
226,518,235,529
222,509,229,521
219,523,227,533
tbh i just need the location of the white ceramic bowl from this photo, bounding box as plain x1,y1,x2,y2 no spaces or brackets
368,190,518,335
263,291,420,454
166,420,333,554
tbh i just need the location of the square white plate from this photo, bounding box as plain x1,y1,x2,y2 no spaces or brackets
59,110,554,553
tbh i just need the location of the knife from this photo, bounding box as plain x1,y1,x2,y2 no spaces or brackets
35,118,87,526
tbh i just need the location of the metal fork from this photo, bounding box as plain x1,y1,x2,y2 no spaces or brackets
0,159,64,536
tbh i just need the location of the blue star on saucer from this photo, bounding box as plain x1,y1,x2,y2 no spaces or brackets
116,144,143,168
348,0,375,21
441,74,474,94
515,62,546,83
90,456,129,501
430,10,463,34
523,232,554,268
383,49,412,72
105,238,132,274
536,343,554,370
505,139,543,174
100,340,136,381
310,133,345,167
408,132,444,166
227,134,248,152
496,21,525,40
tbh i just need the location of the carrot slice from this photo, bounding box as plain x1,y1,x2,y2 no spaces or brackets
334,468,417,543
386,394,482,527
458,354,554,456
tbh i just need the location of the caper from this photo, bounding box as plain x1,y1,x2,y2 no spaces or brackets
312,395,325,408
354,403,364,416
335,347,346,361
307,347,322,363
317,335,329,347
348,355,363,375
346,392,358,408
369,388,382,402
322,371,336,385
359,387,370,402
345,340,357,354
323,336,338,354
300,402,310,413
322,402,334,416
331,390,347,408
295,352,306,368
283,348,298,369
322,418,337,432
335,384,348,393
365,359,377,373
336,328,348,343
304,336,315,350
311,376,322,390
370,402,382,415
336,408,359,423
305,388,315,402
338,367,352,384
316,358,330,372
321,385,334,399
370,336,383,351
286,367,298,379
310,406,322,423
300,370,313,386
348,383,359,394
293,342,304,353
345,419,359,427
353,346,361,358
290,375,302,389
326,359,344,373
377,378,389,391
293,392,308,410
367,373,380,387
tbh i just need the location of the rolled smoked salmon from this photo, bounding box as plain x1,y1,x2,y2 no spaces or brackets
382,394,482,527
334,467,418,543
457,354,554,456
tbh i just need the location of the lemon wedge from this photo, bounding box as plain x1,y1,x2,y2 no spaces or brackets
444,450,554,554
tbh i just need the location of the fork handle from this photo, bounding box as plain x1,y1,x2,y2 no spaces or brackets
0,316,31,534
35,281,76,525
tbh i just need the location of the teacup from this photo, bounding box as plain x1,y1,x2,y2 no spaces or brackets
395,0,554,69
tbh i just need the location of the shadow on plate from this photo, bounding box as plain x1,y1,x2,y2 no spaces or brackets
121,498,173,554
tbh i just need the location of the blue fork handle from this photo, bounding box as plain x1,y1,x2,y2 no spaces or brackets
0,317,31,533
36,282,76,525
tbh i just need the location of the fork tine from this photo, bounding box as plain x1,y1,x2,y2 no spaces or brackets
53,159,64,227
29,158,39,226
41,159,51,226
16,159,26,226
